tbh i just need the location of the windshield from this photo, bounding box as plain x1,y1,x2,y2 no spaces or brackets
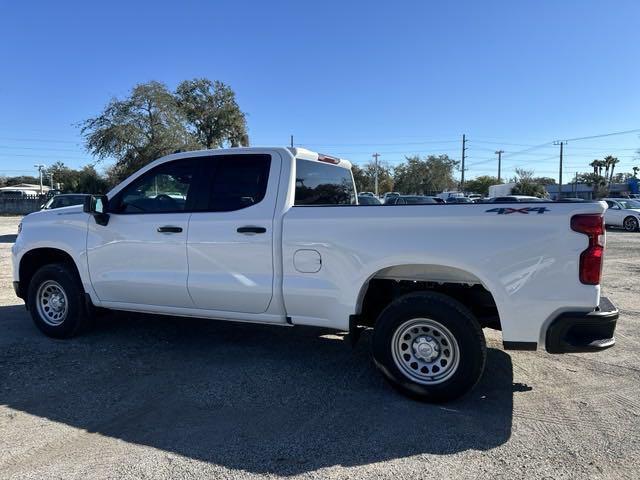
619,199,640,209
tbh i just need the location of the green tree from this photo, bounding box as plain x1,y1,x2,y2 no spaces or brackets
611,172,632,183
5,175,40,186
351,161,394,194
81,81,197,183
393,155,459,194
510,168,548,197
464,175,501,196
47,162,109,193
578,172,608,199
175,79,248,148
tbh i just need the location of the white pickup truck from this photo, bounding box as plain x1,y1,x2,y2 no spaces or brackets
12,147,618,401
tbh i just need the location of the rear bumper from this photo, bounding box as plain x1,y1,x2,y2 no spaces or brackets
545,296,618,353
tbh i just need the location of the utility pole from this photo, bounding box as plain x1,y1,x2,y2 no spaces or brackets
34,164,46,194
290,135,294,148
372,153,381,196
495,150,504,182
553,141,565,199
460,134,467,191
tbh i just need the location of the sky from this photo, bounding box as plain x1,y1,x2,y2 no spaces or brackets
1,0,639,183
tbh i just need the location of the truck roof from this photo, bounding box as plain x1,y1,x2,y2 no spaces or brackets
287,147,352,169
159,146,353,170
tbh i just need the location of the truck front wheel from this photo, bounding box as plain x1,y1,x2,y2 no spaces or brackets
27,263,92,338
372,292,486,402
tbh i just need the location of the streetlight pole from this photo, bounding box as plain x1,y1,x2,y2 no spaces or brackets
372,153,380,196
34,164,46,194
495,150,504,182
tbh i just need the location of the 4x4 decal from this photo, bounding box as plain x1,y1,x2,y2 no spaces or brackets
485,207,550,215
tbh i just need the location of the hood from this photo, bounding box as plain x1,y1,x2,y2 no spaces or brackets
24,204,85,222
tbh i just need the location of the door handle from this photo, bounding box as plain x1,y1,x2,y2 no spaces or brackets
157,226,183,233
237,226,266,234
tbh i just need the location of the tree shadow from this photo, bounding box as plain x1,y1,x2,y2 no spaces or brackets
0,304,517,475
0,234,17,243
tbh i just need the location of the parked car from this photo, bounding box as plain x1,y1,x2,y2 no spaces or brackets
467,193,482,202
41,194,89,210
446,197,474,204
603,198,640,231
359,191,375,197
427,196,445,204
382,192,400,204
385,195,438,205
487,195,545,203
12,146,618,402
436,191,464,202
556,197,586,202
358,195,381,205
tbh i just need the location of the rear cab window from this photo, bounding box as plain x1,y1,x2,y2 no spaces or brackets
294,159,356,206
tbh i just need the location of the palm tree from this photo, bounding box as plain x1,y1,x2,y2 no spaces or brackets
633,166,639,178
603,157,612,182
604,155,619,184
590,159,600,174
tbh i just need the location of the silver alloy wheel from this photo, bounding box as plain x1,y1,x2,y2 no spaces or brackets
391,318,460,385
36,280,68,326
624,217,638,232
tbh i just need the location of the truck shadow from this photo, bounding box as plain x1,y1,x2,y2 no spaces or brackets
0,234,17,243
0,305,516,475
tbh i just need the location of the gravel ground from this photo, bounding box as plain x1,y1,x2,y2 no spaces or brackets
0,215,639,480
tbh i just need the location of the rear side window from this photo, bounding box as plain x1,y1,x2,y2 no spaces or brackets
206,154,271,212
294,159,356,205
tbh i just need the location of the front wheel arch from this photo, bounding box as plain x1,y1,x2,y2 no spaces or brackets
18,248,84,300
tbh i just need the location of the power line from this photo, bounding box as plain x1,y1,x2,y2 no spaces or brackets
0,145,85,153
296,139,459,147
0,137,81,145
561,128,640,142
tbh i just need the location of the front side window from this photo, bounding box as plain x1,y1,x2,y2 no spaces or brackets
294,159,356,206
111,159,197,214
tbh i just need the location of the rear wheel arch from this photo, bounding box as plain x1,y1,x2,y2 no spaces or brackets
354,264,501,330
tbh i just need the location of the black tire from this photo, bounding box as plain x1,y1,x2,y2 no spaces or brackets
372,291,486,402
27,263,92,338
623,216,639,232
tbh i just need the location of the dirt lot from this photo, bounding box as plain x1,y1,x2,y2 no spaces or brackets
0,215,639,480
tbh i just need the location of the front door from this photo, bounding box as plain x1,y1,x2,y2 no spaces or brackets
187,152,279,314
87,158,200,308
604,200,624,227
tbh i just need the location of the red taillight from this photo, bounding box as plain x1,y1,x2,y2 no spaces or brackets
571,214,605,285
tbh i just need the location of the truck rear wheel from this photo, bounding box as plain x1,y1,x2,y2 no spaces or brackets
27,263,92,338
372,292,486,402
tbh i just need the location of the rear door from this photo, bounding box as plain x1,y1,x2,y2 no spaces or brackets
186,152,280,314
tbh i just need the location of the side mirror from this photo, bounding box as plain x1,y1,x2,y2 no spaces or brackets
83,195,110,226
